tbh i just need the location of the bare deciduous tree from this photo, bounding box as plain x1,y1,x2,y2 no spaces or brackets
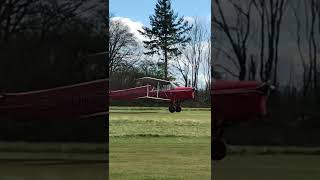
31,0,97,39
248,54,257,80
109,19,139,75
188,18,208,89
173,55,190,87
213,0,253,80
292,0,320,97
175,17,209,89
203,38,211,91
0,0,38,42
253,0,289,85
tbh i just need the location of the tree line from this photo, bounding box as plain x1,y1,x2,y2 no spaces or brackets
109,0,211,107
212,0,320,146
0,0,107,92
213,0,320,96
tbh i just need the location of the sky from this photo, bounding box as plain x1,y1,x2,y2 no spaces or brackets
110,0,211,26
110,0,211,88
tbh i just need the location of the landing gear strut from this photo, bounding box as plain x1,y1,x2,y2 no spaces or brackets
212,127,227,161
212,137,227,161
175,102,181,112
175,106,181,112
169,102,182,113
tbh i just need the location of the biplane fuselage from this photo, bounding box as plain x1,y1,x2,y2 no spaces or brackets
211,80,274,161
109,77,195,113
0,79,108,120
110,86,194,102
162,86,195,101
212,80,270,123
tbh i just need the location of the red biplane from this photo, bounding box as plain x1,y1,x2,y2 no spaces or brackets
110,77,196,113
0,79,108,120
0,77,273,156
211,80,274,160
0,77,195,120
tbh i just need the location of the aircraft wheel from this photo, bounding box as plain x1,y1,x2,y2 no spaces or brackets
169,106,176,113
212,138,227,161
175,106,181,112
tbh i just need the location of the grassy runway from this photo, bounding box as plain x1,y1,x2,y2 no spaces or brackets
213,154,320,180
109,107,211,180
0,152,107,180
1,107,318,179
0,143,108,180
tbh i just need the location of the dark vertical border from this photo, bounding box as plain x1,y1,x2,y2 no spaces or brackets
106,0,110,179
211,0,215,179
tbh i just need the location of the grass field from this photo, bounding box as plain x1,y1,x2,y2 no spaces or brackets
1,106,320,179
0,142,108,180
109,106,211,180
213,154,320,180
0,152,107,180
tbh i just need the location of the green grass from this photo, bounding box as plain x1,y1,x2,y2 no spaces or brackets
227,145,320,155
0,143,108,180
109,107,211,180
213,154,320,180
109,107,210,138
0,142,107,153
3,106,320,179
0,153,107,180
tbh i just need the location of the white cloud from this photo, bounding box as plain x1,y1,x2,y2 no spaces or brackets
183,16,211,26
183,16,196,24
110,17,162,63
110,17,147,43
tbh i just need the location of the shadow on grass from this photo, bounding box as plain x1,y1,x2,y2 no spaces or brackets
0,159,108,166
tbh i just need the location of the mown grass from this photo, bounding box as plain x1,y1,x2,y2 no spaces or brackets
109,107,211,180
213,154,320,180
227,145,320,155
2,106,320,179
0,142,107,153
109,107,210,138
0,155,107,180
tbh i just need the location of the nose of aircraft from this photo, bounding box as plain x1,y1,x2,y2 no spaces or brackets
257,82,276,96
192,87,197,99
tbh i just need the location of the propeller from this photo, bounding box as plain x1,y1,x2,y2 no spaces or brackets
191,87,200,102
0,90,6,101
257,80,277,97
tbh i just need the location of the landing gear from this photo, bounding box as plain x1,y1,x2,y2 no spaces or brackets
169,105,176,113
212,138,227,161
168,102,182,113
175,105,181,112
212,126,227,161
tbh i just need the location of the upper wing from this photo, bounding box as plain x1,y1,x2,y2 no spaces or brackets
136,77,171,86
110,85,151,100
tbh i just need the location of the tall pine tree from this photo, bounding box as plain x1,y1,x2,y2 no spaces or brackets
139,0,192,80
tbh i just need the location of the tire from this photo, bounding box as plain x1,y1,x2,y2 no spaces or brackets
212,138,227,161
175,106,182,112
169,106,176,113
